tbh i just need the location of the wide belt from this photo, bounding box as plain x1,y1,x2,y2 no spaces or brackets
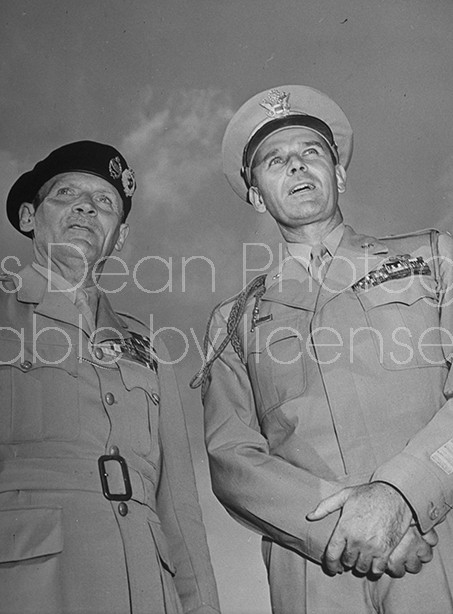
0,457,154,507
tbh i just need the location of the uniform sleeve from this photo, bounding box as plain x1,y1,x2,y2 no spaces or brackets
373,232,453,532
155,339,220,614
203,307,345,565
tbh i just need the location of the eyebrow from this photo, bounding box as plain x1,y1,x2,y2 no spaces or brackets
51,179,117,195
254,139,327,166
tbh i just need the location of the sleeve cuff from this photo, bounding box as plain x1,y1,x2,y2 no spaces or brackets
373,452,452,532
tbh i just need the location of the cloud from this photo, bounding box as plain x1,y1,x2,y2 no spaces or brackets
0,150,33,264
434,154,453,233
0,149,22,205
123,88,234,217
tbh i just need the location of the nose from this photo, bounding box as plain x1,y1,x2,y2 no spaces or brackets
288,154,307,174
72,193,97,216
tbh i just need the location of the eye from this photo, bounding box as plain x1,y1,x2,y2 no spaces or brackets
303,147,320,156
269,156,285,166
56,186,74,196
96,193,121,215
97,194,113,205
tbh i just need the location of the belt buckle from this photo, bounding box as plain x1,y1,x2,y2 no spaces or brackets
98,454,132,501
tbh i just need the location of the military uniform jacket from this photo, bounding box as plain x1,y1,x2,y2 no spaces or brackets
203,225,453,608
0,265,219,614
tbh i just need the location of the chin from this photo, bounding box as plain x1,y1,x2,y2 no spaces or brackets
287,203,320,218
61,239,98,260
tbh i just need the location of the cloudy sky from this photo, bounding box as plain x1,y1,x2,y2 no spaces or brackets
2,1,453,611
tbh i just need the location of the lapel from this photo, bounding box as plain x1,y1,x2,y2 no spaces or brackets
315,225,390,310
92,294,132,344
262,253,319,312
17,265,88,333
16,265,131,341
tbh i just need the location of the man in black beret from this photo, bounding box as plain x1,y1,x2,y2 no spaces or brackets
0,141,220,614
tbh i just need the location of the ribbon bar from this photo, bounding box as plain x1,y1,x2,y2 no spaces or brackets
353,255,431,293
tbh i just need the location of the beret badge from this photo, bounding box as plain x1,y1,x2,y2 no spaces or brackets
109,156,123,180
109,155,136,197
259,89,291,118
121,168,136,197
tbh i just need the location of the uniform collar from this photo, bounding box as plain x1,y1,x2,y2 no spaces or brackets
92,295,131,343
286,222,345,270
31,262,79,301
16,264,130,339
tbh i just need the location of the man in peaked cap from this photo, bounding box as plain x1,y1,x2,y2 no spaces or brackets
0,141,220,614
198,86,453,613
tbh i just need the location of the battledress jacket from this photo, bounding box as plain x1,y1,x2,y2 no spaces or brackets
203,225,453,613
0,265,220,614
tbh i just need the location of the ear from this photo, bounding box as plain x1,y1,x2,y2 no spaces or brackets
335,165,347,194
248,186,267,213
18,202,36,233
114,223,130,252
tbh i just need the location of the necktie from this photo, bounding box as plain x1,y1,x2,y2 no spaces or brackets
308,244,328,283
74,288,97,333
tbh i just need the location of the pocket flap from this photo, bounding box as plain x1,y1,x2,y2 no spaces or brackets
117,359,159,394
356,276,437,311
0,334,78,377
0,507,63,562
250,315,304,354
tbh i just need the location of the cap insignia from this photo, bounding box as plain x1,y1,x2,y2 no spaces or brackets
122,167,136,197
109,156,123,180
259,89,291,118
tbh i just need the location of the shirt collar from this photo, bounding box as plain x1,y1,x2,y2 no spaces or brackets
286,222,345,270
323,221,345,256
32,262,78,303
31,262,99,310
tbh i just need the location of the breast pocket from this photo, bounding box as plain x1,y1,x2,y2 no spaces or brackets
0,333,80,443
246,314,307,420
356,275,445,370
117,360,160,457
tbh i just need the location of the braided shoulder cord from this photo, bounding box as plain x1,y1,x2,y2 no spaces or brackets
189,274,267,398
229,276,267,361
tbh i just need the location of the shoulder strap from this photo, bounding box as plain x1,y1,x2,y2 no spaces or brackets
189,274,266,395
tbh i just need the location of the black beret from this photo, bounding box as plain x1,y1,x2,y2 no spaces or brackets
7,140,136,236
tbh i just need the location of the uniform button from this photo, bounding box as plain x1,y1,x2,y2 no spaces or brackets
94,347,104,360
20,360,32,371
429,505,439,520
118,502,128,516
105,392,115,405
109,445,120,456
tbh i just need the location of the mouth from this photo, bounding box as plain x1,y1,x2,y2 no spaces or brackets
288,182,315,196
67,221,94,232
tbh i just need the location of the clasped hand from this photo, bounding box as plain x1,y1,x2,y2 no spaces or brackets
307,482,437,577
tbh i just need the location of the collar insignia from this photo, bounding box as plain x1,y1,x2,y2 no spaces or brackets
260,89,291,118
